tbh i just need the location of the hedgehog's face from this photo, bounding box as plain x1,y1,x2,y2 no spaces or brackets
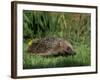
64,46,76,55
59,41,76,55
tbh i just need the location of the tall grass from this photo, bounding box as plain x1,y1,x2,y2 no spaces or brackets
23,10,91,69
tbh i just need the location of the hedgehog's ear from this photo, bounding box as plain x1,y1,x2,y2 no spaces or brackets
59,41,63,47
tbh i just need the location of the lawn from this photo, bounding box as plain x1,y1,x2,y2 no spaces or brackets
23,42,90,69
23,10,91,69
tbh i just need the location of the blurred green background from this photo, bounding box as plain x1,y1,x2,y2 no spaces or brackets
23,10,91,69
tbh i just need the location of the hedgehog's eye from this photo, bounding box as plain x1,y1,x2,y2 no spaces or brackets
67,47,71,51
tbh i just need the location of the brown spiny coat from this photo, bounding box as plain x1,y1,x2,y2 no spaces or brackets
27,37,75,56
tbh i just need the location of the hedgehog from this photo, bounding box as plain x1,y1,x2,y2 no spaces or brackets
27,37,76,56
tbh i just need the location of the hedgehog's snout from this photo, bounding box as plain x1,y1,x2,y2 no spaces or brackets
64,50,76,55
72,51,76,55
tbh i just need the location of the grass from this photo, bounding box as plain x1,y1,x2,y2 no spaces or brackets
23,10,91,69
23,43,90,69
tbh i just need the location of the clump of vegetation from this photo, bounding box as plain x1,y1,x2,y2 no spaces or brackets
23,10,91,69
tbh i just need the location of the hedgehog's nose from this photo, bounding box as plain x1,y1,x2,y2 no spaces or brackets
72,51,76,55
